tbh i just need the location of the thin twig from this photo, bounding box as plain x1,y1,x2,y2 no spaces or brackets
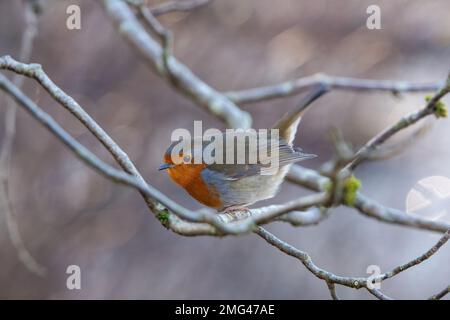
347,76,450,170
225,73,443,104
353,193,450,233
0,1,45,276
380,229,450,281
254,226,367,289
129,1,176,83
365,121,432,162
150,0,211,16
276,207,329,227
367,288,394,300
429,285,450,300
326,282,339,300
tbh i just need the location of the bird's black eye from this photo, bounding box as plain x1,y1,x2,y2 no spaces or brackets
183,155,191,163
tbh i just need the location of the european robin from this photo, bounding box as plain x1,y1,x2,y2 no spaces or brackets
159,89,323,212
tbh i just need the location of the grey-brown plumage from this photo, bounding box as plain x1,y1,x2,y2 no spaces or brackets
161,87,325,211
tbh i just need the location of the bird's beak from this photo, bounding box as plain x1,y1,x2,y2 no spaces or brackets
158,163,174,171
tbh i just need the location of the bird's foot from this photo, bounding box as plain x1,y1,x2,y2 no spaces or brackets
220,207,252,222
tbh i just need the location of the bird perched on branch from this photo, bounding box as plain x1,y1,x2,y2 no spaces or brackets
159,87,326,212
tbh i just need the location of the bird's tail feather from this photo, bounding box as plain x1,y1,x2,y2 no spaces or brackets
272,85,328,144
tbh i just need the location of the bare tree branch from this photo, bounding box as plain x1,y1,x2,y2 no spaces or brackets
429,285,450,300
254,226,367,289
326,282,339,300
287,164,450,233
0,71,230,235
127,0,176,84
364,122,432,162
348,76,450,170
256,225,449,300
276,207,329,227
150,0,211,16
102,0,251,129
225,73,443,104
0,0,45,277
367,288,394,300
0,55,223,236
353,194,450,233
380,229,450,281
125,0,211,16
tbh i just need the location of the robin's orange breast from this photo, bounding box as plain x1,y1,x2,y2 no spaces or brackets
167,163,222,209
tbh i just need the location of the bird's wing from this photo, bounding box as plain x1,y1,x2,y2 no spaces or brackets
166,132,315,179
206,133,315,179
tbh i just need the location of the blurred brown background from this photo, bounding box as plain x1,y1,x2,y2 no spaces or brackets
0,0,449,299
